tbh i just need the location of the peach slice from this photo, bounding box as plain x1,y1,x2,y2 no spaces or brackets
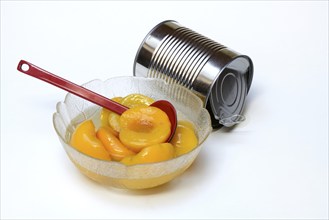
96,126,135,161
119,106,171,152
70,120,111,160
100,97,123,134
120,94,155,108
102,95,155,134
120,143,174,165
170,120,198,157
108,112,121,133
100,109,119,137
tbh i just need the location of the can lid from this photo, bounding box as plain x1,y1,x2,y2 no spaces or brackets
206,56,253,128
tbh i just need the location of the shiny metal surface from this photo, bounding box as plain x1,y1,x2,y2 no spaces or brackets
133,20,253,128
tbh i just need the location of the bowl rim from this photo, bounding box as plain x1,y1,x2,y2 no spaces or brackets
53,76,212,167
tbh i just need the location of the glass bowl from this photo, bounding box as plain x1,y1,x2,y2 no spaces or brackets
53,76,212,189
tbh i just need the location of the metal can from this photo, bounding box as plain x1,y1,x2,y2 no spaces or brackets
133,20,253,128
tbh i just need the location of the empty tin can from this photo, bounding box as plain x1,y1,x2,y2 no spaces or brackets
133,20,253,128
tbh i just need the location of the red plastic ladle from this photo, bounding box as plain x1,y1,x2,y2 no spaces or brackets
17,60,177,141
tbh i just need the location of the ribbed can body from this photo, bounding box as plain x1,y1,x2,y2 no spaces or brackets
134,21,253,128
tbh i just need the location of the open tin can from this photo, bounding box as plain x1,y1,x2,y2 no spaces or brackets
133,20,253,128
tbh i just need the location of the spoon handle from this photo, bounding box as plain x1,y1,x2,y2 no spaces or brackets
17,60,128,115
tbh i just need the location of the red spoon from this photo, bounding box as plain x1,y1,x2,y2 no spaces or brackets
17,60,177,141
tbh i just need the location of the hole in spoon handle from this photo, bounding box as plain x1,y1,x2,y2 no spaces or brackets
17,61,30,72
17,60,89,98
17,60,68,87
17,60,128,115
17,60,67,87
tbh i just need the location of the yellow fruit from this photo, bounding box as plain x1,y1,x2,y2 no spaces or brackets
105,95,155,134
100,108,110,127
119,106,171,152
177,120,196,131
96,126,135,161
120,94,155,108
100,109,119,138
112,97,123,103
69,120,111,160
101,97,123,134
108,113,121,133
121,143,174,165
171,121,198,157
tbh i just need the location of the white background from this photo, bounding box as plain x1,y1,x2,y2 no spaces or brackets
1,1,328,219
